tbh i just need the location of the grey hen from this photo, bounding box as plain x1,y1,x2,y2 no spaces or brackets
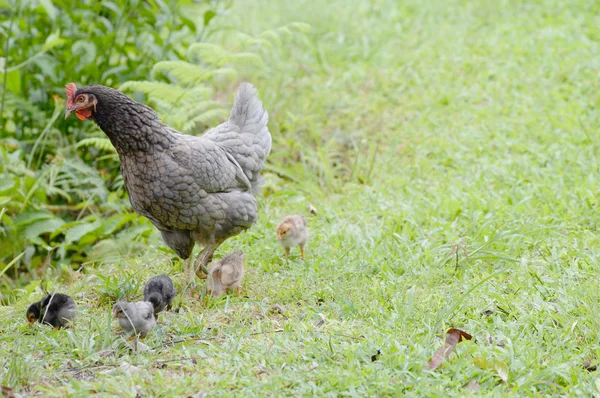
143,274,176,319
64,82,271,281
207,251,245,297
113,301,156,338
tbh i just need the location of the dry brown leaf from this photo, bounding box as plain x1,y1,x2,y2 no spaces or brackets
371,349,381,362
584,360,598,372
426,328,473,370
463,380,481,392
315,313,326,328
1,386,16,398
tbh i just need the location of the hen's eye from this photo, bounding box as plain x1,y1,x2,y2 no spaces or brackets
78,96,85,102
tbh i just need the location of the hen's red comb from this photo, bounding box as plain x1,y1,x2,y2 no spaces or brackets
65,83,77,107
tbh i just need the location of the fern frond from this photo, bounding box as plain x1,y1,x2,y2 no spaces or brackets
183,108,230,134
119,81,188,104
187,43,264,67
76,138,116,153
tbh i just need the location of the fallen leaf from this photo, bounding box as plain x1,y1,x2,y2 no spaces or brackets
371,349,381,362
308,204,318,215
463,380,481,392
426,328,472,370
1,386,16,398
315,313,326,328
584,360,598,372
190,392,207,398
100,362,140,376
309,361,318,371
494,360,509,383
270,304,286,315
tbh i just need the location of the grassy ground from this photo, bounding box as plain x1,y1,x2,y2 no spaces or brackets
2,0,600,395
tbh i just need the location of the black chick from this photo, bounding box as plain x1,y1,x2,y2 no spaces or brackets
143,274,176,319
26,293,77,329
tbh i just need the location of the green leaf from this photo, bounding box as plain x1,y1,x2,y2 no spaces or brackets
494,360,509,383
0,178,16,194
3,70,20,94
203,10,216,26
43,32,66,52
39,0,58,20
102,1,123,17
15,211,54,227
23,218,65,241
72,40,98,68
65,220,103,244
102,213,137,236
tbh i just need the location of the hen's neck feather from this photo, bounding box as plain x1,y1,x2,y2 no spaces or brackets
89,87,175,154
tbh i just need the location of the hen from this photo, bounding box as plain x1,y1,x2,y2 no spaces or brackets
65,83,271,280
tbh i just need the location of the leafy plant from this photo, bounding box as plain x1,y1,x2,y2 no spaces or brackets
0,0,229,289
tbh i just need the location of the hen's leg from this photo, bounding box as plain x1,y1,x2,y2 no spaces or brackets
194,243,219,278
181,256,196,296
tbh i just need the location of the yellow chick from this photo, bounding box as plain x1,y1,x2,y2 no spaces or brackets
276,214,309,260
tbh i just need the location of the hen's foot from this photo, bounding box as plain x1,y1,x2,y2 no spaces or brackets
194,243,219,278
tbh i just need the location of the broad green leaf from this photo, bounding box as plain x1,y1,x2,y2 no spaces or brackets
43,32,66,51
101,1,123,17
494,360,509,383
15,210,54,227
65,220,103,244
23,218,65,240
72,40,98,67
3,70,20,93
0,178,15,194
203,10,216,27
39,0,58,20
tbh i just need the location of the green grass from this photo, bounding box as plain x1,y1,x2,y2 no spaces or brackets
2,0,600,395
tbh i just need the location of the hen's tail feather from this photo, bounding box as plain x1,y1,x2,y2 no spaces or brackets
229,83,267,129
204,83,271,191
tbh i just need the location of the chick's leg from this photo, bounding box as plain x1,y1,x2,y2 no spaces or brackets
300,244,305,261
284,247,290,259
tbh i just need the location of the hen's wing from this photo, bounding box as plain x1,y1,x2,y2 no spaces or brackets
168,131,252,192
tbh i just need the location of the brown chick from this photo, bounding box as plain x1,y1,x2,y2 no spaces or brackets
276,215,309,260
207,252,245,297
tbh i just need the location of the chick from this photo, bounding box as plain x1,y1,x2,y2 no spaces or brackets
26,293,77,329
207,252,245,297
143,274,176,320
113,301,156,339
276,215,309,260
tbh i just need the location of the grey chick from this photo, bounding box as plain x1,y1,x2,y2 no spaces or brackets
277,215,309,260
143,274,176,319
207,252,245,297
113,301,156,339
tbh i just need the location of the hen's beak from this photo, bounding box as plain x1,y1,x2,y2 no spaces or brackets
64,108,73,119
